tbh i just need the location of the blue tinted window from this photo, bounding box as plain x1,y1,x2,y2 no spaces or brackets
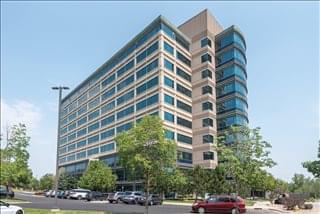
164,112,174,123
87,147,99,156
216,64,246,82
101,115,115,127
136,41,159,63
217,114,248,130
203,151,214,160
117,60,134,78
89,97,100,109
202,69,212,79
203,118,213,127
76,151,86,160
101,101,115,114
136,94,159,111
201,53,212,63
202,101,213,111
176,51,191,67
68,112,76,121
117,75,134,91
164,94,174,105
68,132,76,141
177,100,192,113
77,128,87,137
164,76,174,88
177,133,192,145
117,90,134,105
176,83,192,97
88,110,100,121
117,106,134,119
201,37,212,47
177,117,192,129
161,23,189,51
136,59,159,79
88,122,99,133
116,122,132,133
216,81,247,97
164,41,174,55
165,130,175,140
88,134,99,144
68,122,76,131
177,67,191,82
216,48,246,66
203,135,214,144
164,58,174,71
67,143,76,152
102,73,115,88
100,143,115,153
177,151,192,164
77,105,87,116
216,32,246,51
136,76,158,95
217,98,248,113
202,85,213,95
101,87,115,101
67,154,75,162
77,140,87,148
100,128,115,140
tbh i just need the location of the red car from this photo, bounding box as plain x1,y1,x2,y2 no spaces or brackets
192,195,246,214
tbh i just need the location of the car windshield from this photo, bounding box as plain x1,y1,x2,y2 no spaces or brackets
125,191,132,195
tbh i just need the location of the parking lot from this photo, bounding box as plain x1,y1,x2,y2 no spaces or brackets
14,192,281,214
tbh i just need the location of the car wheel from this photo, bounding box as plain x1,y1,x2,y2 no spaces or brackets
116,198,120,203
16,210,23,214
198,207,205,213
78,195,82,200
231,208,239,214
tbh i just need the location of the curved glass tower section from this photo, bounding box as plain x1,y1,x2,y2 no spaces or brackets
215,26,249,134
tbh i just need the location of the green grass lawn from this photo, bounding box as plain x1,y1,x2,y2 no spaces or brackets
1,198,29,204
24,209,111,214
244,199,256,206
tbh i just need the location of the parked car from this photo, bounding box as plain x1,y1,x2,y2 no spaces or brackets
192,195,246,214
107,192,125,203
137,194,163,206
122,191,143,204
45,190,53,197
57,191,65,199
0,187,14,199
50,190,56,198
0,200,24,214
62,190,71,199
69,189,91,200
86,191,108,201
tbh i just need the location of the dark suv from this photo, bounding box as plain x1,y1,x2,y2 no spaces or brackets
86,191,108,201
137,194,163,205
0,187,14,199
122,191,143,204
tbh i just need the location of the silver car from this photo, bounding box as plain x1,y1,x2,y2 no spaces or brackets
69,189,91,200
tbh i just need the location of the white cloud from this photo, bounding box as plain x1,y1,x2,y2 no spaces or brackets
1,99,42,139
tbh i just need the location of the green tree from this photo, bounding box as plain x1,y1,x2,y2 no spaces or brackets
29,177,40,191
39,173,54,190
78,161,116,192
115,116,177,214
188,165,209,201
302,141,320,178
0,124,33,188
58,173,78,190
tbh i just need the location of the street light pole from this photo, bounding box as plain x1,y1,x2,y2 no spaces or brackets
52,86,69,207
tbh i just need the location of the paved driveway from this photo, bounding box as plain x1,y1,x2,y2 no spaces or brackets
15,192,279,214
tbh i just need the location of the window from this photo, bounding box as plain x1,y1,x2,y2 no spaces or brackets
201,53,212,63
202,101,213,111
201,37,212,47
77,140,87,148
177,83,192,97
203,151,214,160
102,73,115,88
117,60,134,78
177,151,192,164
164,94,174,105
176,51,191,67
216,32,246,51
164,112,174,123
136,94,158,111
76,151,86,160
77,128,87,138
216,81,247,97
117,75,134,91
177,133,192,144
203,118,214,127
217,98,248,113
100,143,115,153
67,154,75,162
77,105,87,116
116,122,132,133
216,64,246,82
216,48,246,66
88,122,99,133
203,135,214,144
136,41,159,63
136,59,158,79
117,105,134,119
88,110,100,121
164,58,174,71
100,128,115,140
89,97,100,109
68,112,76,121
164,76,174,88
101,101,115,114
68,132,76,141
217,114,248,130
101,115,115,127
164,41,174,55
78,94,87,106
88,134,99,144
177,117,192,129
68,122,76,131
202,85,213,95
202,69,212,79
136,76,158,95
165,130,175,140
177,100,192,113
117,90,134,105
60,127,67,135
177,67,191,82
67,143,76,152
87,147,99,156
89,85,100,98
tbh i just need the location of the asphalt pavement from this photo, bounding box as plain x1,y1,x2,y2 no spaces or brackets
15,192,280,214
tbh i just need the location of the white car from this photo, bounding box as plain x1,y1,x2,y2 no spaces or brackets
69,189,90,200
0,201,24,214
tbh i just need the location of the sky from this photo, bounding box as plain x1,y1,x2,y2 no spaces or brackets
1,1,319,181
